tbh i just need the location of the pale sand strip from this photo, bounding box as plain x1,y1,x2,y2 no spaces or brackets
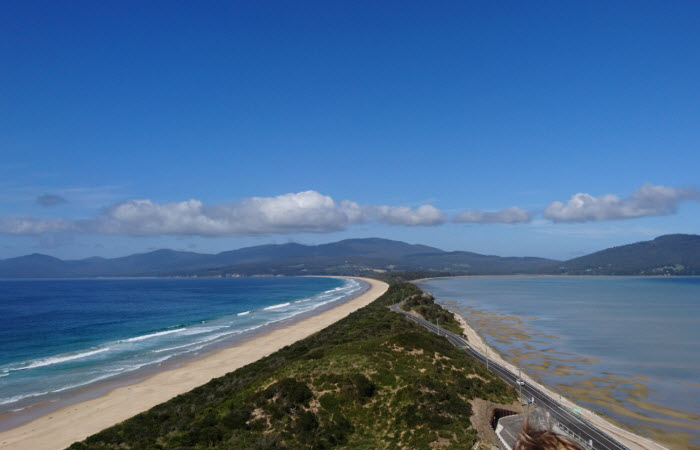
0,277,388,450
448,311,667,450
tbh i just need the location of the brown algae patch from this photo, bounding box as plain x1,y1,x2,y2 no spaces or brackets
558,374,700,448
508,348,598,367
551,364,589,377
637,423,700,450
441,301,538,349
602,371,649,383
442,301,594,381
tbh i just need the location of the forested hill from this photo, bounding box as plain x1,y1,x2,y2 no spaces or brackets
556,234,700,275
0,238,556,278
0,234,698,278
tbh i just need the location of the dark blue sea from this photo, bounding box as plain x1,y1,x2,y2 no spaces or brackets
0,277,365,417
419,276,700,447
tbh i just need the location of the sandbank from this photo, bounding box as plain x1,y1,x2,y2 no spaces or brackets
0,277,388,450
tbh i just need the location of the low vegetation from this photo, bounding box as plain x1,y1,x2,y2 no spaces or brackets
70,283,515,449
400,290,464,335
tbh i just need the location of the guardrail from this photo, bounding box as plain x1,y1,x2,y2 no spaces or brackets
555,419,595,449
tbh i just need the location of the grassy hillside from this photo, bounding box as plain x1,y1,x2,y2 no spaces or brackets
69,283,515,449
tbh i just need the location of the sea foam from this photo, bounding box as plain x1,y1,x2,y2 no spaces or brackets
5,347,111,373
123,329,184,342
263,302,291,310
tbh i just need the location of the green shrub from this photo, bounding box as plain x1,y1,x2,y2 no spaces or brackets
347,373,375,400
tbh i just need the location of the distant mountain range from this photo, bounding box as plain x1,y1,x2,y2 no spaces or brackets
0,234,698,278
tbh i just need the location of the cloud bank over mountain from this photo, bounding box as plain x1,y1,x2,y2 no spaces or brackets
1,184,697,238
0,191,451,237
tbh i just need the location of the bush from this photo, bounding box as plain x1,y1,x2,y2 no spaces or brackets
347,373,375,400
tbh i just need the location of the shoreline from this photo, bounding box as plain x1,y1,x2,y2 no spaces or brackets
410,274,700,283
436,302,668,450
0,281,366,433
0,277,388,450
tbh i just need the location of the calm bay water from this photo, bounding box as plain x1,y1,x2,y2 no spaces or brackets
0,277,365,417
419,276,700,447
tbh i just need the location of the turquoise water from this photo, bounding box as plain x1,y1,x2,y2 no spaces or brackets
0,277,366,417
419,276,700,446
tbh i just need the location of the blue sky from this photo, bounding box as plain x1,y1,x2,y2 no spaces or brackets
1,1,699,260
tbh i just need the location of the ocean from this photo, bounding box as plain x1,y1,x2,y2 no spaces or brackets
0,276,366,423
419,276,700,448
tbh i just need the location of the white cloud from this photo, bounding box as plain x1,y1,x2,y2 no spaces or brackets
0,218,76,235
0,191,448,237
368,204,446,226
453,206,532,224
92,191,352,236
338,200,366,223
544,183,700,222
89,192,449,235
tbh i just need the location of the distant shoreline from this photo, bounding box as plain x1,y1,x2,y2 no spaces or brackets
410,273,700,283
4,273,698,282
0,277,388,450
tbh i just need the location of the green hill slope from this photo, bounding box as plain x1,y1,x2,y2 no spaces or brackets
69,283,515,449
558,234,700,275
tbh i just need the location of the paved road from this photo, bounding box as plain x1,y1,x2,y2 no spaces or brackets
390,303,629,450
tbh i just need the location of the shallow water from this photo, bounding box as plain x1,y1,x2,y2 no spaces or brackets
419,276,700,447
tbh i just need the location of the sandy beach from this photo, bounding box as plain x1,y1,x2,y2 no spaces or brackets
447,308,668,450
0,277,388,450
